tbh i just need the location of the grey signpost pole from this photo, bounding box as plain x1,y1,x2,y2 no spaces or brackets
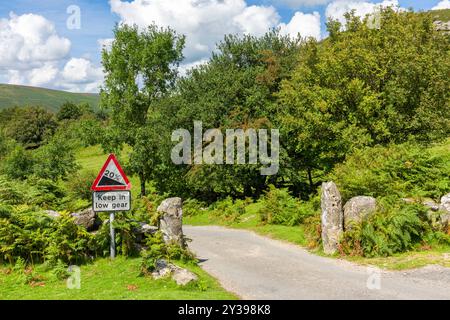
110,212,116,259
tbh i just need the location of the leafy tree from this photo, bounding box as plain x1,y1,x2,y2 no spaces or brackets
100,23,185,197
3,107,57,149
33,133,79,180
277,8,450,184
152,30,302,200
1,145,35,180
57,102,84,121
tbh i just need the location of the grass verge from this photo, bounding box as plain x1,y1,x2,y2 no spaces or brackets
0,257,237,300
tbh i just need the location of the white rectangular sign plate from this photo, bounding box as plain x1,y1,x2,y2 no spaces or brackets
92,191,131,212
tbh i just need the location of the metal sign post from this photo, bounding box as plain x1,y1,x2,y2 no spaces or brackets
110,213,116,259
91,154,132,260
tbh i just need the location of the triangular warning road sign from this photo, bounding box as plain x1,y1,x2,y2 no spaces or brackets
91,154,131,191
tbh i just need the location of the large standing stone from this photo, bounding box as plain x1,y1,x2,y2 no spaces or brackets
158,197,186,247
321,182,343,255
343,196,377,230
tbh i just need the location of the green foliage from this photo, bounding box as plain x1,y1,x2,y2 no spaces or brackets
101,23,185,196
57,102,85,121
339,198,432,257
131,194,164,225
111,212,140,257
2,107,57,149
1,145,35,180
277,8,450,184
0,176,26,205
0,207,98,265
209,197,251,223
330,142,450,201
33,133,80,180
257,185,315,226
51,259,69,280
151,30,301,200
66,170,97,201
183,199,207,217
140,231,196,275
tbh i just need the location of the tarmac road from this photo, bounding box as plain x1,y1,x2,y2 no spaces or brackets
184,225,450,300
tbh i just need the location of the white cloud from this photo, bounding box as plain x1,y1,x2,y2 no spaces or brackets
277,0,332,8
0,12,71,70
326,0,402,25
110,0,322,68
279,11,322,40
432,0,450,10
58,58,103,92
233,5,280,36
110,0,282,64
0,12,103,93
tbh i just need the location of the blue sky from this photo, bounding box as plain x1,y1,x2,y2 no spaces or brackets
0,0,446,92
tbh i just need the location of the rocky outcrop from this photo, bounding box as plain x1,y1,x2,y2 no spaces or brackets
158,197,186,248
133,222,159,244
151,259,198,286
343,196,377,230
321,182,343,255
71,208,97,231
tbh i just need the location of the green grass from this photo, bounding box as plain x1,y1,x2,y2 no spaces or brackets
0,257,237,300
0,84,100,112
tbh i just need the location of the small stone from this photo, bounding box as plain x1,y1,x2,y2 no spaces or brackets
172,268,198,286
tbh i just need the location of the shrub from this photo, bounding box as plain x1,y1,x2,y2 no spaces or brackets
0,207,99,265
0,176,26,205
330,142,450,202
66,170,97,201
257,185,314,226
339,198,429,257
33,133,80,180
1,145,35,180
209,197,249,223
140,231,196,275
26,177,66,208
183,199,207,217
3,107,57,149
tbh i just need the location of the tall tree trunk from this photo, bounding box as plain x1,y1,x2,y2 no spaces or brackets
139,172,146,198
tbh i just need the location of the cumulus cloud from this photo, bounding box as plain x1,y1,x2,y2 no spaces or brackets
0,12,71,70
325,0,402,25
0,12,102,93
279,11,322,40
58,58,104,92
110,0,322,67
432,0,450,10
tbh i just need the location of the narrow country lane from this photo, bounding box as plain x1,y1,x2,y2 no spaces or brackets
184,226,450,300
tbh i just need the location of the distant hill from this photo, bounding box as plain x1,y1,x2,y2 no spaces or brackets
0,84,100,113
